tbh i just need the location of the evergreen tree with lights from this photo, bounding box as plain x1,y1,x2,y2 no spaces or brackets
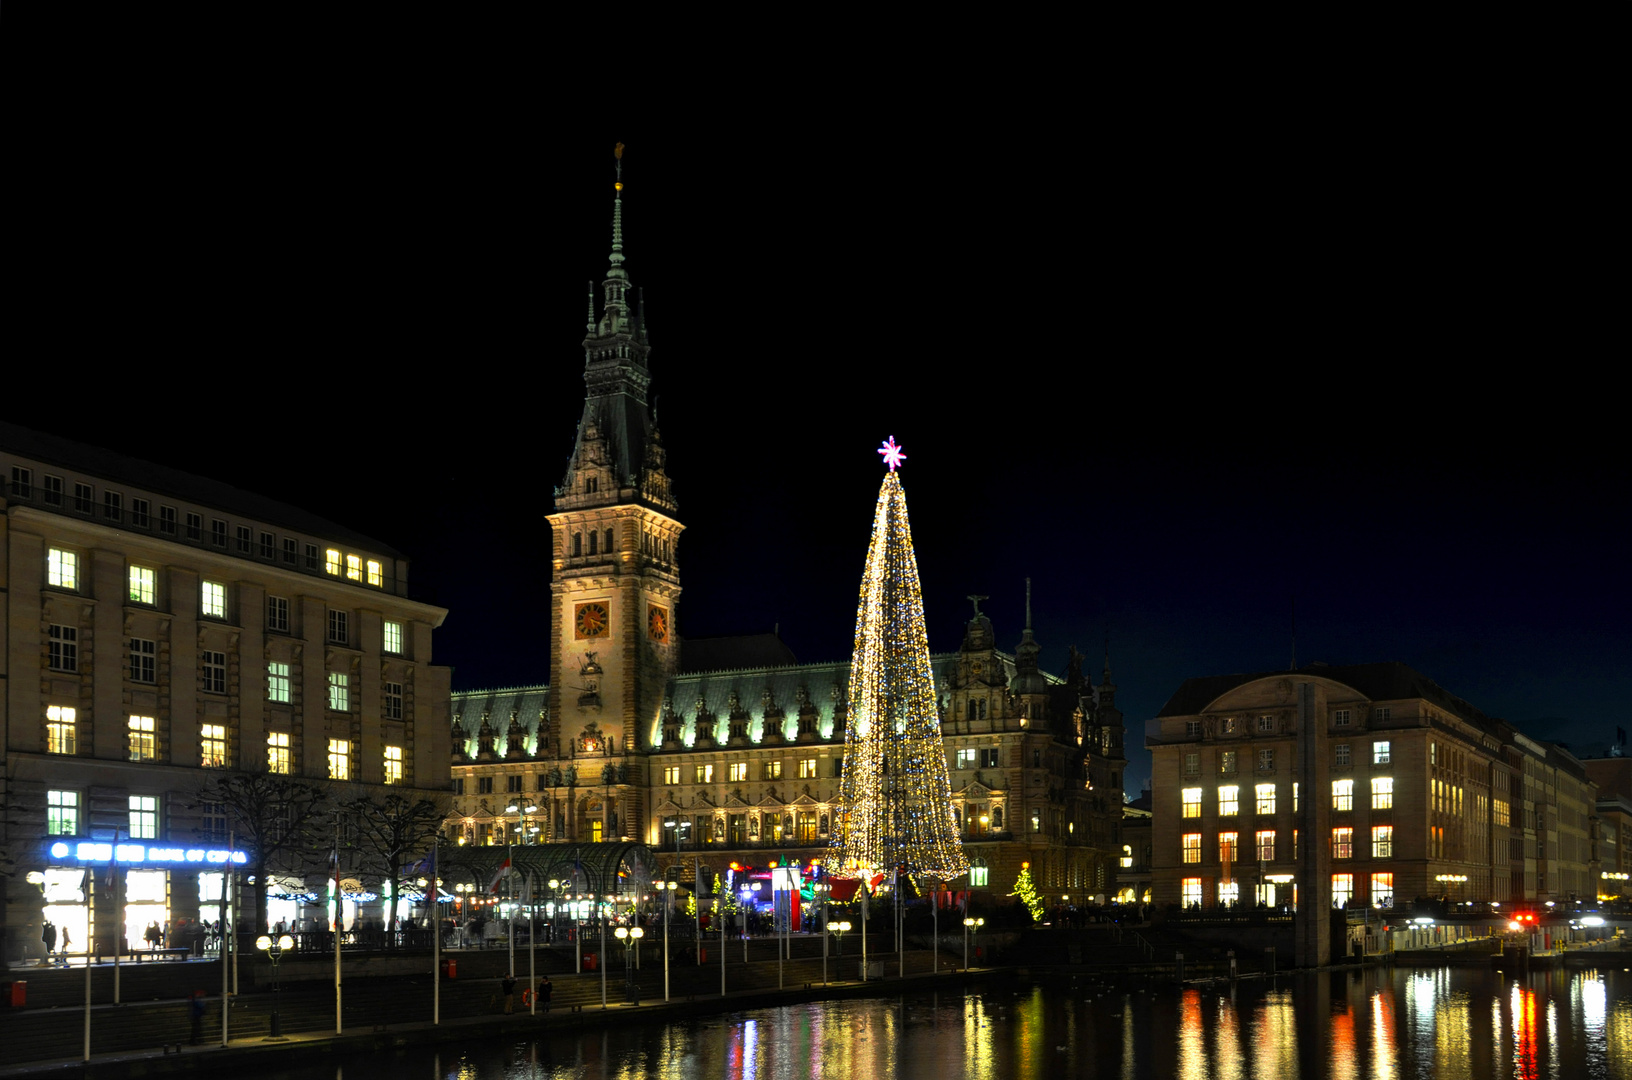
831,438,970,884
1010,861,1044,923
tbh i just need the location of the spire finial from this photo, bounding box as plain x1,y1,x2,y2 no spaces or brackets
607,142,628,282
586,281,595,333
1025,577,1034,629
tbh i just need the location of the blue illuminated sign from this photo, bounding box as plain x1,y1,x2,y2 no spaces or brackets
48,841,248,866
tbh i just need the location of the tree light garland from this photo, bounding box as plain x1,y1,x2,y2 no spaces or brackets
831,458,969,883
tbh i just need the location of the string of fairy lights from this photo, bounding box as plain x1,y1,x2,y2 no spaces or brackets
830,441,970,883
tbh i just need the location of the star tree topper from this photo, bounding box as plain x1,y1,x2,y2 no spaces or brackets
877,436,907,471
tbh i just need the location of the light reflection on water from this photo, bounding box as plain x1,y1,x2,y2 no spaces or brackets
258,967,1632,1080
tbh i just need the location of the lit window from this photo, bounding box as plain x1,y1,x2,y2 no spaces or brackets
1372,825,1393,858
1371,873,1394,908
201,581,226,618
728,762,748,782
128,566,156,604
1335,744,1351,767
1256,830,1275,861
328,672,349,711
325,549,341,575
346,554,361,581
970,862,990,887
1217,879,1240,906
128,795,159,839
48,790,79,836
383,620,403,655
1182,833,1201,864
1373,740,1391,764
799,758,818,778
1331,827,1353,859
1218,786,1239,816
695,763,714,783
201,724,227,767
49,624,78,672
1332,779,1353,812
1221,717,1237,735
383,745,403,785
384,681,403,720
1331,873,1354,908
1182,878,1203,907
1257,748,1274,771
956,748,978,769
1495,799,1510,828
47,706,76,754
662,766,680,785
128,715,156,761
328,739,350,780
1031,809,1040,833
1371,776,1393,810
765,761,783,780
1255,783,1276,815
268,732,291,774
1121,844,1133,868
367,560,383,587
328,609,348,644
1182,788,1202,818
268,662,290,703
1219,750,1237,774
48,548,78,589
202,651,226,694
1219,832,1239,864
1294,782,1299,811
267,596,290,633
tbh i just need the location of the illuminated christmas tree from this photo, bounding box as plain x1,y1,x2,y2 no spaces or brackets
831,438,970,883
1010,861,1044,923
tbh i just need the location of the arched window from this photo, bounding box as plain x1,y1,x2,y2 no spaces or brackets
603,528,614,553
991,806,1003,831
588,531,598,556
572,533,582,557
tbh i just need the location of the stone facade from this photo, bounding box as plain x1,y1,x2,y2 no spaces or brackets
1,424,450,963
1147,662,1598,919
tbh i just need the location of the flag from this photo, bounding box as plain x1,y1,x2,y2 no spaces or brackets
488,857,512,895
409,848,436,879
520,873,533,905
573,857,585,891
868,871,886,890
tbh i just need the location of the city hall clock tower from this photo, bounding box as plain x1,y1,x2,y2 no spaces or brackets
546,148,682,810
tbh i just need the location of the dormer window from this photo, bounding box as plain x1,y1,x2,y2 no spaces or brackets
586,477,599,494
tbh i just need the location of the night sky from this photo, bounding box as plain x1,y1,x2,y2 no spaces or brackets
5,27,1625,795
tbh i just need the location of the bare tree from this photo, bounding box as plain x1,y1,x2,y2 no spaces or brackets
341,790,450,934
196,773,329,932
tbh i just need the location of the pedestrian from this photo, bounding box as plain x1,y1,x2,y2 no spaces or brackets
189,991,206,1045
145,921,162,954
502,972,517,1014
539,974,552,1013
42,920,56,965
59,925,72,966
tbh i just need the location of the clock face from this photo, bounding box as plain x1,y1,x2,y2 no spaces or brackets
647,604,670,644
574,601,610,639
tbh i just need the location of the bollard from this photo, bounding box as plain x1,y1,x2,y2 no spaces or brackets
1228,950,1237,980
1176,951,1185,984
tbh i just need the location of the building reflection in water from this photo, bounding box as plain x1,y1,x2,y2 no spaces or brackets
1370,987,1397,1080
1253,989,1298,1079
1178,989,1207,1080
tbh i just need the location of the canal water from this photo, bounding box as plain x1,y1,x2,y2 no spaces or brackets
266,965,1632,1079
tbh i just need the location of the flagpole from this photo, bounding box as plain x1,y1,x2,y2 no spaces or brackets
334,817,343,1035
507,844,515,979
599,901,607,1009
221,829,231,1046
528,873,536,1017
432,835,440,1026
861,878,868,981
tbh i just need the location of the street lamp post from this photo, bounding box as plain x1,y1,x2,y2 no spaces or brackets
254,933,295,1039
614,926,644,1004
963,917,984,970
